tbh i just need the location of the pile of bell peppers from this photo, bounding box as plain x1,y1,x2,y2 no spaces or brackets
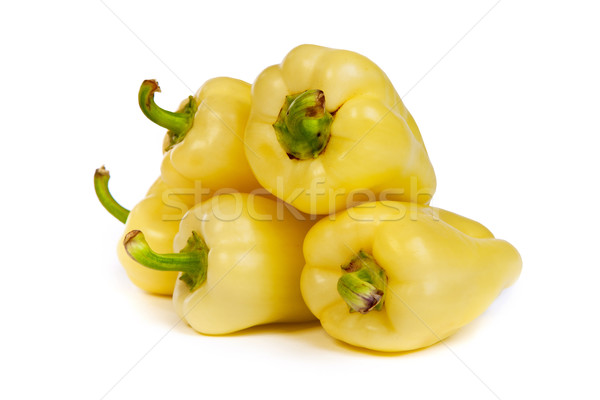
95,44,521,352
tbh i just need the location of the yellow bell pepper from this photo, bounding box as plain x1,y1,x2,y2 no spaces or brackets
124,193,316,334
244,44,437,215
300,202,521,352
139,77,260,201
94,167,191,295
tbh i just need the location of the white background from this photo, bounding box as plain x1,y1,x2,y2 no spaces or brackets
1,0,598,399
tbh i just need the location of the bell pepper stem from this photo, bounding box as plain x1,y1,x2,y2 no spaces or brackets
273,89,333,160
124,230,208,291
337,250,387,313
138,79,197,150
94,166,130,224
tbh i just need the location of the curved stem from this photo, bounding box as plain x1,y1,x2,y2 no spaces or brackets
337,250,387,314
94,166,130,224
138,79,197,150
273,89,333,159
124,230,208,291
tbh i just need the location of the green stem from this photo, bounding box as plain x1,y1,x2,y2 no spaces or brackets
94,166,130,224
124,230,208,291
337,250,387,314
138,79,198,150
273,89,333,159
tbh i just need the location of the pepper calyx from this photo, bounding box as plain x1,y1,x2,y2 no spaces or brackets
124,230,209,292
138,79,198,151
273,89,333,160
337,250,387,313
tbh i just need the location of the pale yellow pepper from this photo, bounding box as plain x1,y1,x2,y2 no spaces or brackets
124,193,316,334
139,77,261,201
95,168,191,295
300,202,521,352
244,45,437,215
115,178,190,295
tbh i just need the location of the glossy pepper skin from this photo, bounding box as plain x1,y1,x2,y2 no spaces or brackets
139,77,260,198
244,45,436,215
300,202,521,352
125,193,316,334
